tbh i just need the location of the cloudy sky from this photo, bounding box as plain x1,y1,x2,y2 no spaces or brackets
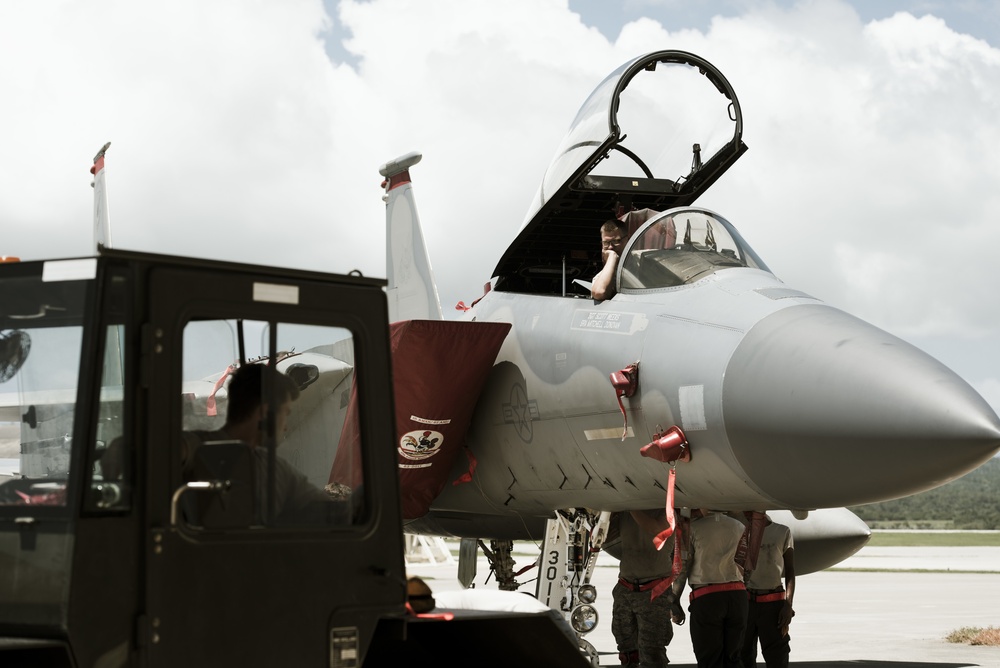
2,0,998,415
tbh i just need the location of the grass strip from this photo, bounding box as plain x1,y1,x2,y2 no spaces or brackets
866,532,1000,547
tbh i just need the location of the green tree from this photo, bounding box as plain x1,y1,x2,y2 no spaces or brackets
850,458,1000,529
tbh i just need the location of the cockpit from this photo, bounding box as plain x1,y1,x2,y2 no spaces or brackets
619,208,768,290
490,50,766,296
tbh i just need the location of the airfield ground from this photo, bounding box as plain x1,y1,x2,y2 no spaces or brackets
406,537,1000,667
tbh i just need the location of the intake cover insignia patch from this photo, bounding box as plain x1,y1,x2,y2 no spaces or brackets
398,430,444,461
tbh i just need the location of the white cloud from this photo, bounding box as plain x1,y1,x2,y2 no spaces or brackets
1,0,998,414
695,6,1000,339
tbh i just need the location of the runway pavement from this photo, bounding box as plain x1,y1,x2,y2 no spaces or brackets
405,541,1000,667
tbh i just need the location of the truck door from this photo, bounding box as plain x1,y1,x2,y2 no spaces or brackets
143,265,403,668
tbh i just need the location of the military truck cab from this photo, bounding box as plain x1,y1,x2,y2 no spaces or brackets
0,249,404,667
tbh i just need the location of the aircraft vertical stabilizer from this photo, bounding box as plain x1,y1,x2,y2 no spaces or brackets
91,142,113,251
380,151,443,322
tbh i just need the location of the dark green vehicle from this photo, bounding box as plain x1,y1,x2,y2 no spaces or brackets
0,249,582,667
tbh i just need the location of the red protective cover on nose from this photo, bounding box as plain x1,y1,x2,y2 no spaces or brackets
610,363,639,398
611,363,639,439
639,425,690,463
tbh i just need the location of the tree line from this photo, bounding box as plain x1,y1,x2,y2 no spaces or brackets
849,457,1000,530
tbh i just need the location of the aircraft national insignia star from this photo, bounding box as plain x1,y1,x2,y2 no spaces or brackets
502,383,538,443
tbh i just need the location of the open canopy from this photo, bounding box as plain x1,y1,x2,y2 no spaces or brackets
492,50,747,295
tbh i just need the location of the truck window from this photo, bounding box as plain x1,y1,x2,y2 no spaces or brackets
178,319,361,529
83,267,131,513
0,269,92,510
83,323,129,512
0,325,81,507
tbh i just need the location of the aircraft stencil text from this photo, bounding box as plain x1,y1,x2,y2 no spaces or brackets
571,310,648,335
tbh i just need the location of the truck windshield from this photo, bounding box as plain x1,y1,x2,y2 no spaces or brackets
0,262,94,509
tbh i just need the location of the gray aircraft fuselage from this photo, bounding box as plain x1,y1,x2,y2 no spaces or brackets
389,51,1000,567
425,246,998,527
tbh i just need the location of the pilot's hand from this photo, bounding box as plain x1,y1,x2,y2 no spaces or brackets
602,249,619,265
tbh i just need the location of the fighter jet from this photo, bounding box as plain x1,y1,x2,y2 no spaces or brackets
372,51,1000,598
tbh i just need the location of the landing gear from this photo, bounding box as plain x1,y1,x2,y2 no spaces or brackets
534,509,611,667
456,509,611,666
478,539,521,591
578,636,601,667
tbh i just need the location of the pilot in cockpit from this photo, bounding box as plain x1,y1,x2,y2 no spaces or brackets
592,219,630,301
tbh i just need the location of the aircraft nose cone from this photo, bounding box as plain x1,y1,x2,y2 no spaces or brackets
724,304,1000,508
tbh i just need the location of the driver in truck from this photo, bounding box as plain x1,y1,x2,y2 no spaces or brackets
181,363,340,525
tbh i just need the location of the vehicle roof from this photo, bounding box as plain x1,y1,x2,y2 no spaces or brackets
0,247,387,290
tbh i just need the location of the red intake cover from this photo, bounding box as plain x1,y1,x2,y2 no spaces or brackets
330,320,511,520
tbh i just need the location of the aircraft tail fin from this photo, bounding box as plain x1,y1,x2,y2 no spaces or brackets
91,142,112,251
380,151,443,322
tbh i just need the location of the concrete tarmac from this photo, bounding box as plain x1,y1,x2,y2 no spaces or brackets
406,542,1000,667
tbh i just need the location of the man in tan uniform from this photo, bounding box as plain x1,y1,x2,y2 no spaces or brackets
674,509,747,668
741,514,795,668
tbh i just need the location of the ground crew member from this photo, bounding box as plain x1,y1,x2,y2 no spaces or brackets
609,509,682,667
406,576,436,614
673,508,748,668
742,513,795,668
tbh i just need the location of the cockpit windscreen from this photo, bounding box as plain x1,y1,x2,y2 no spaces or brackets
620,210,769,290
